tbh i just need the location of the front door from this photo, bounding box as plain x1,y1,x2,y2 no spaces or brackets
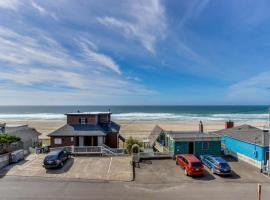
188,142,194,154
84,136,98,146
84,136,92,146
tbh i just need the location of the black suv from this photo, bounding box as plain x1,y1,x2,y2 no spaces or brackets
43,149,70,169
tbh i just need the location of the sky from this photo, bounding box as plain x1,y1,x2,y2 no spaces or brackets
0,0,270,105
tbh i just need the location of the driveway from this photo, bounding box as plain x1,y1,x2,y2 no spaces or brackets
135,156,270,184
0,154,132,182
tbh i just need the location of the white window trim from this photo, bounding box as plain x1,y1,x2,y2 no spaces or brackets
54,138,62,145
80,117,86,124
202,141,209,150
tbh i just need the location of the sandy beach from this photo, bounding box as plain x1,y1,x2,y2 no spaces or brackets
1,119,268,141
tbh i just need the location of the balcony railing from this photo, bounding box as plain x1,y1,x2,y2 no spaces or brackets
50,145,126,156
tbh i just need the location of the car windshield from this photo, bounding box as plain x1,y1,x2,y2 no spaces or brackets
45,155,57,160
220,163,230,168
191,162,202,167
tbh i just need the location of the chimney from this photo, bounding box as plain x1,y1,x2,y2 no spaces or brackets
262,130,269,147
225,121,234,129
199,121,204,133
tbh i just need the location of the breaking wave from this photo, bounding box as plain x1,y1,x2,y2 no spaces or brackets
0,112,268,122
112,112,268,122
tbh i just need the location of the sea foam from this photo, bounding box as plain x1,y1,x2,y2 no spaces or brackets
0,112,267,122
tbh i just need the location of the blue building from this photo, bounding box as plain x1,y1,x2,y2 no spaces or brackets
214,124,269,169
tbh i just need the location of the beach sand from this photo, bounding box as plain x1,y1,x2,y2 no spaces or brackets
1,119,268,141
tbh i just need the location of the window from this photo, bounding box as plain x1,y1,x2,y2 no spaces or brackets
54,138,62,145
202,142,209,150
71,137,74,142
80,117,86,124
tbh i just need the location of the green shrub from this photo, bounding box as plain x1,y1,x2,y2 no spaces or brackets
125,137,142,153
0,134,21,144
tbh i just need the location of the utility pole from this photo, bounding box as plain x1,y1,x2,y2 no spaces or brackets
268,107,270,176
268,107,270,130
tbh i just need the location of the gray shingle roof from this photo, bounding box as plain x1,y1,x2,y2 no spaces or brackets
65,112,111,115
168,131,220,140
48,122,120,137
213,124,269,146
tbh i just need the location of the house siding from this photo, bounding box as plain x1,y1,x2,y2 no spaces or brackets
67,115,97,125
173,141,221,156
99,114,110,123
174,142,189,155
222,136,267,163
106,133,118,148
194,141,221,156
50,136,76,147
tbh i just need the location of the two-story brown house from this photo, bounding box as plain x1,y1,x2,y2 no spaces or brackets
48,112,121,148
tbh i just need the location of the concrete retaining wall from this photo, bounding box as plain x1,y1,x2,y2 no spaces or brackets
0,153,10,169
225,149,262,169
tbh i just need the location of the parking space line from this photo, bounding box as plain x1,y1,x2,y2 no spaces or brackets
106,157,113,179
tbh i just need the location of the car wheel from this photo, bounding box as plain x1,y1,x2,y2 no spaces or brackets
184,169,188,176
60,162,64,168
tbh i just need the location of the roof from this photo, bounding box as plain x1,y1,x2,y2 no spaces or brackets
5,125,41,136
167,131,220,140
178,154,201,162
214,124,269,146
212,156,227,163
47,149,62,156
65,112,111,115
48,122,120,137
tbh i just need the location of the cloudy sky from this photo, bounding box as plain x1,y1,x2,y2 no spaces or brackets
0,0,269,105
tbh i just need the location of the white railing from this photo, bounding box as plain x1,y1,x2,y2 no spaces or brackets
139,151,173,159
50,145,126,156
73,146,102,154
102,144,126,154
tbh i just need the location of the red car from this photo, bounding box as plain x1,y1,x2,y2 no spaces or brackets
175,154,204,176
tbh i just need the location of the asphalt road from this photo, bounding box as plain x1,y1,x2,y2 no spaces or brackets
0,176,270,200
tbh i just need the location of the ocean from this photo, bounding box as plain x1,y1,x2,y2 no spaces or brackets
0,105,269,122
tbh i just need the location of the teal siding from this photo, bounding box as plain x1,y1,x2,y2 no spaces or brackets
173,141,221,156
222,136,269,163
174,142,189,154
157,132,221,156
194,141,221,156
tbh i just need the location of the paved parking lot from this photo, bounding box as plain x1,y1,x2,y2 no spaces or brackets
0,154,132,182
135,156,270,184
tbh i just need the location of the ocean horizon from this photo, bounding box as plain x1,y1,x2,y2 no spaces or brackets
0,105,269,122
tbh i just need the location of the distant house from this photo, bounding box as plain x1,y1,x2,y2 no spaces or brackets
214,123,269,169
151,123,221,157
1,124,41,150
48,112,123,148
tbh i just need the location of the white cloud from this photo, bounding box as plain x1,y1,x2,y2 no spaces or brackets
97,0,166,54
227,71,270,103
80,41,122,75
0,0,20,10
31,1,58,20
178,0,209,27
0,1,159,105
0,69,87,89
0,27,82,68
